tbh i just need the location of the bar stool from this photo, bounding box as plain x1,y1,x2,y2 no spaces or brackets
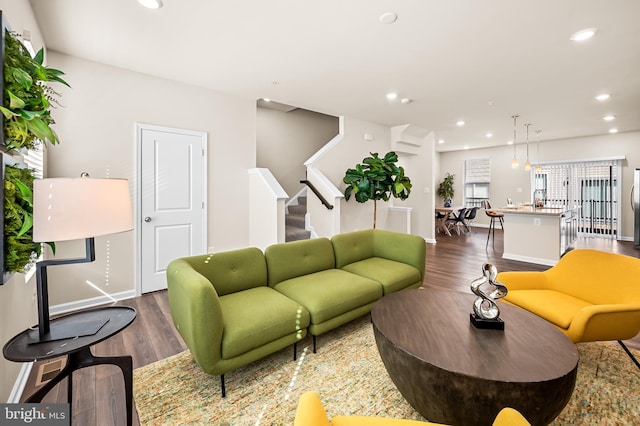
482,200,503,248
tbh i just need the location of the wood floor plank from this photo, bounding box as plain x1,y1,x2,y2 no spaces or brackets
17,231,640,425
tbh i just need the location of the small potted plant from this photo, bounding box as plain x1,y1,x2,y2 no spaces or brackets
437,173,455,207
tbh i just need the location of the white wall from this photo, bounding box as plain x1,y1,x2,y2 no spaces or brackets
43,51,256,305
438,131,639,238
257,107,338,198
314,116,393,232
311,116,435,240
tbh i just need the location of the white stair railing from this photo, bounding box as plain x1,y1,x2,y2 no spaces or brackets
248,168,288,249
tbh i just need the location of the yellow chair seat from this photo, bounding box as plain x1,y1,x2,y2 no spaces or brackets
505,289,592,329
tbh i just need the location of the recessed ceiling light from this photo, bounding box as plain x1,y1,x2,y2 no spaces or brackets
456,120,465,127
438,139,445,144
595,93,610,101
138,0,163,9
262,98,271,102
507,140,514,145
379,12,398,24
485,132,493,138
602,115,615,121
386,92,398,100
463,145,469,150
400,98,412,104
609,128,618,134
570,28,597,41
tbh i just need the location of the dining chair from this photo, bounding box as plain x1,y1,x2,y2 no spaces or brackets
446,207,467,235
482,200,504,248
464,206,479,232
435,211,446,234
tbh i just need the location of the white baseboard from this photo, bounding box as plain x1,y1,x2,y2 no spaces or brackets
502,252,557,267
50,289,137,316
7,362,32,403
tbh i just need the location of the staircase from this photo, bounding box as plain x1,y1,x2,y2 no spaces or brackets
286,196,311,241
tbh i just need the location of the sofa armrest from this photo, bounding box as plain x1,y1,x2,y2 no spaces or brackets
567,303,640,343
373,230,426,281
496,271,550,291
167,258,224,374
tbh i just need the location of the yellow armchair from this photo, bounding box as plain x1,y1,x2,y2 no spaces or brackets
293,391,531,426
497,249,640,368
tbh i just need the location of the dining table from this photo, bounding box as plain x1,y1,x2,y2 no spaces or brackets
435,205,464,236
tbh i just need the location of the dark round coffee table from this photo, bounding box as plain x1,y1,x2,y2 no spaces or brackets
371,287,578,426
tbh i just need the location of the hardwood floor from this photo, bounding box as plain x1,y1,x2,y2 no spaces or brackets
18,229,640,425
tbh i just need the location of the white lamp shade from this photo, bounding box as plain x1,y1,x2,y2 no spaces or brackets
33,177,133,243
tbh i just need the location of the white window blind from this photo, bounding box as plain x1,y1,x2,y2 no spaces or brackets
464,158,491,183
534,158,621,237
464,158,491,207
24,142,44,178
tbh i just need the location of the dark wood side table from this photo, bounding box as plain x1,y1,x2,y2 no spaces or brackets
3,306,137,426
371,288,578,426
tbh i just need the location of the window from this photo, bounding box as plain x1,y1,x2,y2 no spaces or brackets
24,142,44,178
464,158,490,207
534,158,621,237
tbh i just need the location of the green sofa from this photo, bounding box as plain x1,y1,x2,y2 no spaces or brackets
166,229,426,397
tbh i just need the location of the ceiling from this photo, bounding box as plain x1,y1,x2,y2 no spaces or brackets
28,0,640,152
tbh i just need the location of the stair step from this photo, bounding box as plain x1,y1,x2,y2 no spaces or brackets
288,205,306,215
286,226,311,242
286,214,305,228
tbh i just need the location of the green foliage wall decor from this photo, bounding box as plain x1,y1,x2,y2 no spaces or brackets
343,151,412,229
3,164,39,273
1,30,70,151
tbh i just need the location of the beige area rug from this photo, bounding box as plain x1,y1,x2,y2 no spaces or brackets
133,317,640,425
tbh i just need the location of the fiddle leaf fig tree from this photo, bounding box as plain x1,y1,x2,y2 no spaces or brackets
343,151,412,229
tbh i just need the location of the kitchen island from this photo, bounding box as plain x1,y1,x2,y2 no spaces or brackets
489,205,579,266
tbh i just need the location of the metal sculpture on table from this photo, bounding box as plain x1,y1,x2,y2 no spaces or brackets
470,263,508,330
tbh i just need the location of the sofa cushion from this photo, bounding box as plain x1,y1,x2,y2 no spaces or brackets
219,287,310,359
184,247,267,296
341,257,421,294
504,289,592,330
266,238,336,287
331,229,375,268
274,269,382,324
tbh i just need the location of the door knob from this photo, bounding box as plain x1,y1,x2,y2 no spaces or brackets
144,217,152,223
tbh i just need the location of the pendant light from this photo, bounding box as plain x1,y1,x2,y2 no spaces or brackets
524,123,532,171
534,130,542,173
511,115,519,169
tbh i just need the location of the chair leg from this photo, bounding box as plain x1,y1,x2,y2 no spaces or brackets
486,217,494,248
313,335,317,353
221,374,226,398
618,340,640,369
293,342,297,361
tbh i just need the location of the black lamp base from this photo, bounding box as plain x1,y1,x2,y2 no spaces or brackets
470,313,505,330
28,318,110,345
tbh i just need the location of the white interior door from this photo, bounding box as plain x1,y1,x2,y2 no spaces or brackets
138,124,207,294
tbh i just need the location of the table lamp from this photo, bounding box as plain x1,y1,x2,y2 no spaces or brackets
31,173,133,343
